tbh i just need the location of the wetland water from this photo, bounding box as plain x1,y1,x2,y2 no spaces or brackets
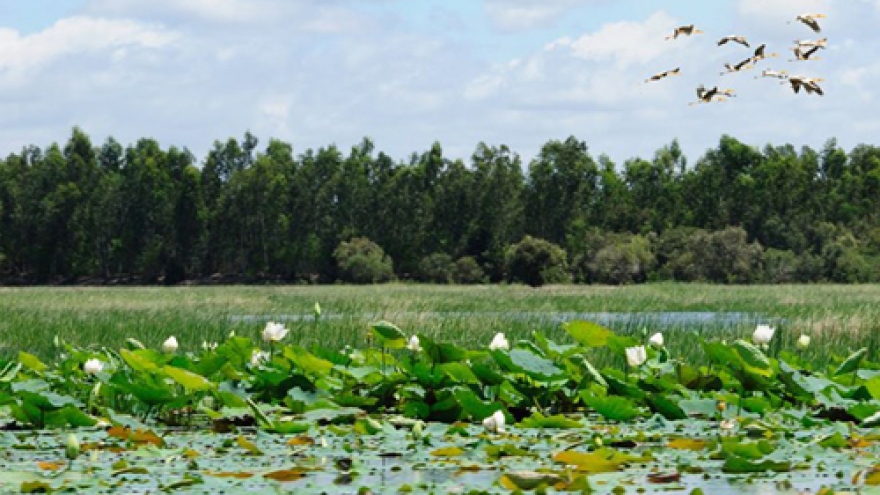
230,311,775,326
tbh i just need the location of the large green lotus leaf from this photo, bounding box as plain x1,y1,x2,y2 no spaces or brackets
216,336,256,368
646,394,687,420
110,373,174,407
16,389,80,411
517,412,583,429
606,334,640,356
703,341,743,368
17,352,47,372
493,348,565,382
193,354,228,377
833,347,868,377
10,379,49,394
440,363,481,385
722,455,791,473
498,381,527,406
567,355,607,388
163,365,214,392
340,366,384,386
848,402,880,422
677,398,720,418
732,340,771,372
602,374,645,400
59,405,98,427
370,321,406,348
581,392,640,421
120,349,162,373
777,360,817,402
864,376,880,400
561,320,612,348
452,387,501,420
721,438,774,459
420,336,467,364
471,363,505,386
284,346,334,375
533,331,577,358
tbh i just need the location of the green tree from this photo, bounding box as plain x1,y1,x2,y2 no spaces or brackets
334,237,394,284
505,235,571,287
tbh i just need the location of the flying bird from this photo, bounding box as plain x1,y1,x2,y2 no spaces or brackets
666,24,704,40
690,85,734,105
794,38,828,49
717,35,750,48
645,67,681,83
721,57,754,75
750,44,778,64
786,75,825,95
793,13,826,33
755,69,788,80
792,45,822,61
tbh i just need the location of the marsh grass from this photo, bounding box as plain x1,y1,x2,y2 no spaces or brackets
1,283,877,367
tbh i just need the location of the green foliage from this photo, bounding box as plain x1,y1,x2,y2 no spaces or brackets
333,237,394,284
1,130,880,284
504,235,571,287
416,253,454,283
452,256,486,284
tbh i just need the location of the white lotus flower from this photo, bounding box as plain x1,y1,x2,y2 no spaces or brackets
488,332,509,351
407,335,422,352
797,334,811,349
262,321,289,342
625,345,647,367
752,324,775,345
162,336,179,353
648,332,664,348
83,358,103,375
483,410,505,433
251,349,270,366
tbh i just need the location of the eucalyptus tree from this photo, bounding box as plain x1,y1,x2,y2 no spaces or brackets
525,136,599,246
467,143,524,281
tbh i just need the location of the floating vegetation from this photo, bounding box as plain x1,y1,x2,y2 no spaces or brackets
0,318,878,492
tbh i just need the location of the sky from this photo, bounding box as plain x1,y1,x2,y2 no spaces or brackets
1,0,878,167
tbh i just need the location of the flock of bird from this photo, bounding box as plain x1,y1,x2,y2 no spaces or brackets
645,12,828,105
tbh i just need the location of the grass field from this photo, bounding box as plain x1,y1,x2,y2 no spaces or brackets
0,283,877,366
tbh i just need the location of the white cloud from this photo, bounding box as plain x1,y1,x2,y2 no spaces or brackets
484,0,583,30
563,12,679,69
0,17,175,81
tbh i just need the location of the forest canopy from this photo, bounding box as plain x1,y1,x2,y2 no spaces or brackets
0,128,878,285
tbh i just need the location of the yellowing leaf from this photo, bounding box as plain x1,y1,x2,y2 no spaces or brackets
667,438,708,451
204,471,254,479
286,436,315,446
430,446,465,457
18,352,47,372
263,469,307,482
163,365,214,391
866,465,880,486
552,449,649,474
237,435,263,455
500,471,564,490
36,461,65,471
107,426,165,447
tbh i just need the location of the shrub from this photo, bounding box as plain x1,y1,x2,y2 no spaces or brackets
417,253,455,283
333,237,394,284
453,256,486,284
588,235,655,284
504,236,570,287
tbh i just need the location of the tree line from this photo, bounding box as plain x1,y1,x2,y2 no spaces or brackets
0,128,878,285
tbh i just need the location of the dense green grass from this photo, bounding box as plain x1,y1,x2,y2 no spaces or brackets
0,283,878,366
